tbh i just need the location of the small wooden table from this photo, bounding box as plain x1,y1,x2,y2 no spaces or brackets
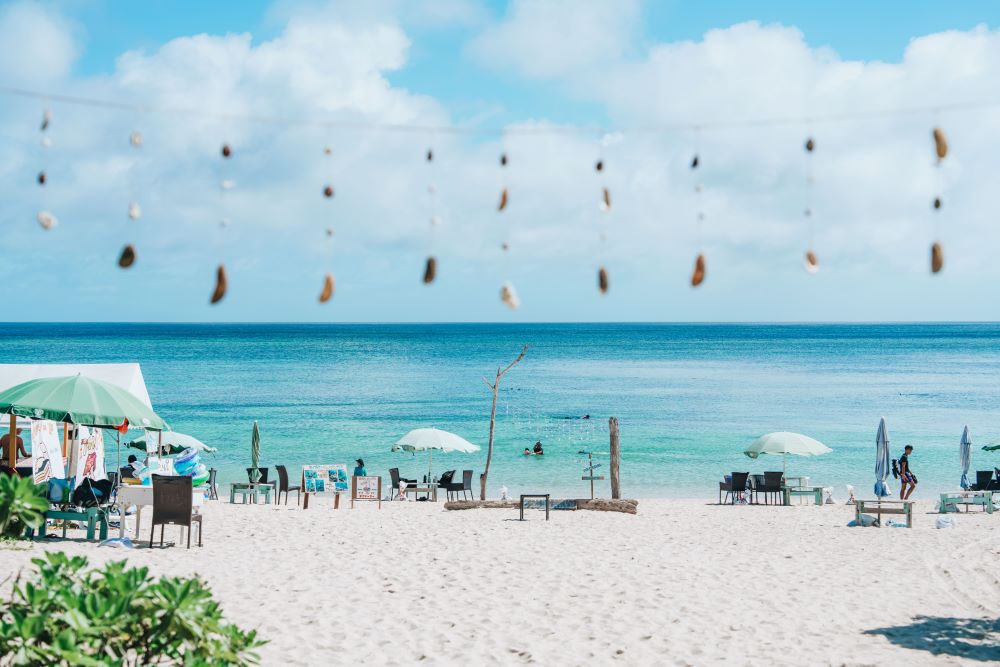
403,483,437,501
783,486,824,506
855,499,913,528
230,482,274,504
520,494,551,521
939,491,994,514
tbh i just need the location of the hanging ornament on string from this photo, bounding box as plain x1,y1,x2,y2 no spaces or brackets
319,144,336,302
803,135,819,274
423,140,438,285
119,128,144,269
690,141,706,288
497,149,519,309
930,126,947,274
36,109,55,231
595,147,610,295
211,142,232,304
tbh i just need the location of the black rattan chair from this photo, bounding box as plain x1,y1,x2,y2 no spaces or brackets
246,467,269,484
150,474,202,549
389,468,416,500
445,470,474,500
758,471,785,505
274,465,301,505
971,470,994,491
724,472,750,505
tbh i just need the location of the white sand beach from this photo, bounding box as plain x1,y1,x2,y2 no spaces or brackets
1,498,997,665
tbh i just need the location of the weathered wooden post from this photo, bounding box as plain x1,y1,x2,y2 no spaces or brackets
609,416,620,499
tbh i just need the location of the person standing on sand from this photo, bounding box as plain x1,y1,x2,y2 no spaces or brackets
0,428,28,463
898,445,917,499
353,459,367,476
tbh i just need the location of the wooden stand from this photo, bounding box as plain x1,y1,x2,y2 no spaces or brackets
350,476,382,509
609,416,620,499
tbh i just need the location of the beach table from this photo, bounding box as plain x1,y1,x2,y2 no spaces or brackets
938,491,994,514
117,484,206,539
782,486,824,506
229,482,274,505
784,475,810,489
855,499,913,528
403,483,437,501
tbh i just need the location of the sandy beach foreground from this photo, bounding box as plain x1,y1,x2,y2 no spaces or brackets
1,499,998,665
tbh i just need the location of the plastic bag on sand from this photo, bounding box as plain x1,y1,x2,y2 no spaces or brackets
845,485,856,505
848,513,878,527
936,516,956,529
824,487,837,504
100,537,134,549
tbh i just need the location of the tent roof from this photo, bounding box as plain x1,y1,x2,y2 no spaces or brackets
0,363,153,408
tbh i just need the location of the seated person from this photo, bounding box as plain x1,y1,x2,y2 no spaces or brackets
121,454,143,479
533,441,544,455
0,428,28,465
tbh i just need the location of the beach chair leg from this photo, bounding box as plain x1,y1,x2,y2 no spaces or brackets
160,525,165,547
149,523,155,549
198,520,203,547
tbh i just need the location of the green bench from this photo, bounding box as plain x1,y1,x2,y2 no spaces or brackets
229,482,274,504
25,507,109,542
939,491,994,514
782,486,824,506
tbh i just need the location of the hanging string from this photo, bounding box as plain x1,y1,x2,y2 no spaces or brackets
319,143,336,302
498,143,520,309
690,129,706,287
930,124,947,274
211,142,232,304
596,135,610,295
3,84,999,135
423,137,437,285
803,134,818,273
36,108,56,230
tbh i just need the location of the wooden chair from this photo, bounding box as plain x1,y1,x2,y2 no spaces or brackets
150,474,202,548
274,465,301,505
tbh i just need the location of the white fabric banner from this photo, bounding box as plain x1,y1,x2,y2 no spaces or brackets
30,419,65,483
75,426,107,481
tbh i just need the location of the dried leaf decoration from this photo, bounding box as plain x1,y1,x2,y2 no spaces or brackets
426,149,433,162
690,155,699,170
805,137,815,153
118,244,136,269
500,280,520,310
130,131,143,148
40,110,52,131
600,188,611,212
931,242,944,274
500,153,508,167
690,253,706,287
595,160,604,173
932,128,948,161
128,202,142,220
598,266,609,294
804,250,819,274
221,143,232,159
933,197,941,210
210,264,228,304
323,185,334,198
423,256,437,284
319,273,334,303
498,188,509,212
36,211,57,230
37,171,46,186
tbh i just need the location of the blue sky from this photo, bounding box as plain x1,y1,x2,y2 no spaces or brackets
1,1,999,322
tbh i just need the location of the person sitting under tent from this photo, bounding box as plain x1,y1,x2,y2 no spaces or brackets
121,454,142,479
0,428,28,464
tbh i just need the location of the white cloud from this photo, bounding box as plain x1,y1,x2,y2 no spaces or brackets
0,2,78,85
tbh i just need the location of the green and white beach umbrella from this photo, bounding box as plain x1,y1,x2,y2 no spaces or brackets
0,374,166,430
126,431,217,455
250,421,261,483
744,431,832,474
392,427,480,480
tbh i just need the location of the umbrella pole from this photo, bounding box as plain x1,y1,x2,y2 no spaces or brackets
428,449,433,483
116,431,121,485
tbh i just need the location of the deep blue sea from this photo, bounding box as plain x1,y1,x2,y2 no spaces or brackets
2,323,998,499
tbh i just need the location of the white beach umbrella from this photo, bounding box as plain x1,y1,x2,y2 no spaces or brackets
744,431,832,474
129,430,217,454
874,417,891,498
391,427,481,480
960,426,972,490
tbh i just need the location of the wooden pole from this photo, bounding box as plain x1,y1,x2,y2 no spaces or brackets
7,414,16,468
479,344,528,500
62,424,69,458
609,416,620,500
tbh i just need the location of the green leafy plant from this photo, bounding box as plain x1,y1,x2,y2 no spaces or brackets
0,475,48,537
0,553,265,665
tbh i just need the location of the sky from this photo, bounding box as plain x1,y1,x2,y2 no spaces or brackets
1,0,1000,322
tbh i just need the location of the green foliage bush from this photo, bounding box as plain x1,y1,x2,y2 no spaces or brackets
0,474,48,537
0,553,264,666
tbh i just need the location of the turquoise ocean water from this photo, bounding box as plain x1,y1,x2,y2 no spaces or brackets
2,323,998,499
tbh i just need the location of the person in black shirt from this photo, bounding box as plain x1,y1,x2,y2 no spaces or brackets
898,445,917,499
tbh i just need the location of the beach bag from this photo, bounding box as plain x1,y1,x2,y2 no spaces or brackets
891,459,900,479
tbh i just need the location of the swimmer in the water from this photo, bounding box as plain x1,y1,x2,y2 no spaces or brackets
523,448,532,456
533,441,544,455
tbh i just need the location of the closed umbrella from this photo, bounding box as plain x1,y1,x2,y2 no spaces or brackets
391,427,480,480
744,431,832,475
874,417,891,498
250,421,261,483
960,426,972,490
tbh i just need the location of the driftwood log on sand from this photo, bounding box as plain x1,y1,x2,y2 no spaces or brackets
444,499,638,514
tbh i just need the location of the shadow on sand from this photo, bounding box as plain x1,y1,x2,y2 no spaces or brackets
864,616,999,662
